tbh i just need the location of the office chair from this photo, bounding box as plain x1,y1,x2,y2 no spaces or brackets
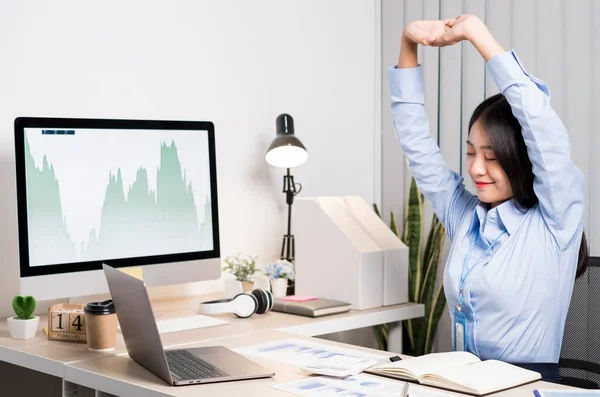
558,256,600,389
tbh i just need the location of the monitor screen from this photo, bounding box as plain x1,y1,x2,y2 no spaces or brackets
14,117,220,279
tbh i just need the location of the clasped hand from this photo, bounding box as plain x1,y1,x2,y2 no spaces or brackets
403,14,487,47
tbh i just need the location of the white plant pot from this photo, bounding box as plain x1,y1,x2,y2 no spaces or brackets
270,278,288,298
7,316,40,340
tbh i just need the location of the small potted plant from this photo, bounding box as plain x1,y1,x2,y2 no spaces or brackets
222,253,258,293
7,295,39,340
263,259,295,298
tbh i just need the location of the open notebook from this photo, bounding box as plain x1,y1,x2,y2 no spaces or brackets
365,351,542,396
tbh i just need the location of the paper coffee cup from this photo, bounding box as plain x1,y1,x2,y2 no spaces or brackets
84,300,117,351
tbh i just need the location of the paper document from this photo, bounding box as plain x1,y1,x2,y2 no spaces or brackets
234,338,386,370
273,374,456,397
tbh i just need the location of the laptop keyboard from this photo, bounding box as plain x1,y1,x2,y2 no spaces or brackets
166,350,230,381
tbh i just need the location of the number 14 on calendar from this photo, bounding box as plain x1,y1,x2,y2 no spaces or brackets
48,303,87,343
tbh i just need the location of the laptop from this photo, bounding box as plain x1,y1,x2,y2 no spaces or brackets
102,264,275,386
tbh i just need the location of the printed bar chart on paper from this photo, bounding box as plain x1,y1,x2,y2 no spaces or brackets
234,338,387,370
273,374,456,397
23,128,214,267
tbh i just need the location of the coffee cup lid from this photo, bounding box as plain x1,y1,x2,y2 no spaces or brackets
84,299,115,315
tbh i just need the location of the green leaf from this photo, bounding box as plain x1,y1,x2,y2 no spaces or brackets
372,324,388,351
413,317,429,355
373,204,381,219
419,220,445,304
389,211,400,238
422,215,439,284
222,253,258,281
425,284,448,354
404,317,415,352
401,178,423,303
414,220,445,355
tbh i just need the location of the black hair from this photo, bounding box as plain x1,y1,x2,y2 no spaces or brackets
468,93,589,278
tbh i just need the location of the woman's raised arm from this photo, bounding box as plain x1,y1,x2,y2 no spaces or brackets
390,21,475,240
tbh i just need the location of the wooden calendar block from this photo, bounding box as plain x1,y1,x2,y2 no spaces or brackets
48,303,87,343
69,311,86,335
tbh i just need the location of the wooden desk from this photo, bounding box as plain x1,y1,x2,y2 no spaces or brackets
0,320,127,378
0,294,423,396
64,331,385,397
64,330,579,397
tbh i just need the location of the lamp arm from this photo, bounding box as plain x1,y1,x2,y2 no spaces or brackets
283,168,302,205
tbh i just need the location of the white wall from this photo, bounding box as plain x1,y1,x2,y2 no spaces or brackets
382,0,600,353
0,0,381,317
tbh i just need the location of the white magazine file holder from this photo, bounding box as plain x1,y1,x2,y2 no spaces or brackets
341,196,408,306
294,196,408,310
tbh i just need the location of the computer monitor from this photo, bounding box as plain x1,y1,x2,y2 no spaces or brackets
14,117,221,301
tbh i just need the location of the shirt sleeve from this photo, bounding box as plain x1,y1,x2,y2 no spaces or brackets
486,50,585,250
388,65,475,241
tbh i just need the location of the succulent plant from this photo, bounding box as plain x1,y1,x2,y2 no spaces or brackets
12,295,36,320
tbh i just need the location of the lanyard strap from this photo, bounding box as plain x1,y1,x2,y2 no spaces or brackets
458,227,506,307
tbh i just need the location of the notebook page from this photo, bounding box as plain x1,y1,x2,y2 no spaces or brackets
374,352,480,379
422,359,541,395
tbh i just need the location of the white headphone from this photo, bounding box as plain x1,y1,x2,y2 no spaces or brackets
199,289,274,318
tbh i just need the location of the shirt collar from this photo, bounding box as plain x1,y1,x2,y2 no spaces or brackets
467,202,486,237
467,199,528,237
496,199,528,236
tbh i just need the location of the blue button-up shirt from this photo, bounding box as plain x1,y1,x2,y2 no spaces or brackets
388,50,585,363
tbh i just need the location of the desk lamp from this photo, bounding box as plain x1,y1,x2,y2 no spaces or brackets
265,113,308,262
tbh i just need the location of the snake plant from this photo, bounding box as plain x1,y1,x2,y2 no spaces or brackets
373,177,447,355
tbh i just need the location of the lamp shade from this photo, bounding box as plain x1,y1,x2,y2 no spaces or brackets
265,113,308,168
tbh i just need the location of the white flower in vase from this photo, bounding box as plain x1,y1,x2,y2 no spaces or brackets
263,260,294,297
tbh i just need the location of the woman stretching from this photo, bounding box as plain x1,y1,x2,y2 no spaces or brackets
390,15,588,379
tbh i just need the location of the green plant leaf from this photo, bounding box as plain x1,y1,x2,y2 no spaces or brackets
372,324,388,351
425,284,448,354
373,203,381,219
401,320,413,354
414,219,445,355
422,214,439,284
404,318,415,353
13,295,36,320
419,219,445,304
402,178,423,303
222,253,258,282
389,211,400,238
415,317,429,354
